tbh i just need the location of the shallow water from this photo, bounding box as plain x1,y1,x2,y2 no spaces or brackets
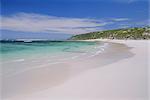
0,41,108,76
0,41,107,62
0,41,97,59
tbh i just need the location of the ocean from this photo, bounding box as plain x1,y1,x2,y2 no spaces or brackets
1,41,108,77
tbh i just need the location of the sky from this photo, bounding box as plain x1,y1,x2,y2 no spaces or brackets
0,0,149,40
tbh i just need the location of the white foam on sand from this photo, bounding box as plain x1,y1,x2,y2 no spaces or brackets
90,43,109,57
12,59,25,62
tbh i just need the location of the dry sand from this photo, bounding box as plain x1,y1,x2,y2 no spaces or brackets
2,40,150,100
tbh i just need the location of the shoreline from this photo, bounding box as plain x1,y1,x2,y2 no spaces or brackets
2,40,150,100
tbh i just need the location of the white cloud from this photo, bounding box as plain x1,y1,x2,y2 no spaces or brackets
111,18,130,22
1,13,111,34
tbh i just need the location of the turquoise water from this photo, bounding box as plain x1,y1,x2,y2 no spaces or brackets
0,41,98,61
1,41,109,77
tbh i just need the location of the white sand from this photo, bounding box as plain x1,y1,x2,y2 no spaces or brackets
3,40,150,100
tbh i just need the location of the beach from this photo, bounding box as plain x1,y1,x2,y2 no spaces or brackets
1,40,150,100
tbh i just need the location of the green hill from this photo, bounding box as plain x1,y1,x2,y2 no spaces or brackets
70,26,150,40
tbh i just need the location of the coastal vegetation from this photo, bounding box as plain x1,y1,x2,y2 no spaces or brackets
70,26,150,40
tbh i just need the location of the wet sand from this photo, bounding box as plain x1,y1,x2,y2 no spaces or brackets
1,40,149,100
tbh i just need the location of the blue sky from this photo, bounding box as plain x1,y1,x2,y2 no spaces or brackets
0,0,149,40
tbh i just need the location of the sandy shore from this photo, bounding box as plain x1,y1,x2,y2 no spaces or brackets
2,40,150,100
